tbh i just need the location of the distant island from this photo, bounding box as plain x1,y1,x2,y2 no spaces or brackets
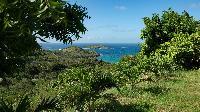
61,46,100,57
84,44,109,49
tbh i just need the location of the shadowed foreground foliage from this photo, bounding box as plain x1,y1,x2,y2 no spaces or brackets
0,0,90,77
0,96,60,112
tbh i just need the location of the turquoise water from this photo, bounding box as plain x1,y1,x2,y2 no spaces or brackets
40,43,140,63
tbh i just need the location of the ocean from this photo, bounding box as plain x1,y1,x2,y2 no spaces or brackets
39,43,141,63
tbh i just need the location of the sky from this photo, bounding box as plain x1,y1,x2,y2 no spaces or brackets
40,0,200,43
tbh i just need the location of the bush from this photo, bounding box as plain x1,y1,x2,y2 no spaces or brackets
141,9,199,56
153,32,200,70
52,66,117,111
118,9,200,79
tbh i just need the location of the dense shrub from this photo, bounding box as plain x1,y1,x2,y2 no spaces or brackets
152,32,200,70
115,56,143,84
118,54,160,79
119,31,200,78
120,9,200,78
52,66,117,111
141,9,199,56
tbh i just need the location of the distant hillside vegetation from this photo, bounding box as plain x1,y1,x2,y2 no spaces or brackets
20,46,103,79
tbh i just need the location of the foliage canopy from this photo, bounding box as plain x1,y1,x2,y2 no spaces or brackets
141,9,199,56
0,0,90,76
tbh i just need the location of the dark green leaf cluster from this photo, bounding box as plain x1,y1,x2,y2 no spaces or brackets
0,0,90,76
0,95,60,112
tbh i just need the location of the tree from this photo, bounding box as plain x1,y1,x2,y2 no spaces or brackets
0,0,90,76
141,9,199,56
139,9,200,70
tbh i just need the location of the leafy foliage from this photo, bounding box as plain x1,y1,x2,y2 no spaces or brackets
113,56,142,84
53,66,117,111
141,8,199,55
21,46,100,79
0,95,60,112
15,96,30,112
114,10,200,86
130,9,200,75
34,97,60,112
152,32,200,70
0,0,90,76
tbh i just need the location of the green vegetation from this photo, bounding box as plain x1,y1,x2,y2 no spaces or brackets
54,66,117,111
141,8,199,56
21,46,101,79
103,70,200,112
0,95,60,112
0,0,90,77
0,1,200,111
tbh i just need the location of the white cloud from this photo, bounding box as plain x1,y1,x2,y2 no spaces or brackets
112,28,133,33
190,2,200,9
96,25,118,29
115,5,127,11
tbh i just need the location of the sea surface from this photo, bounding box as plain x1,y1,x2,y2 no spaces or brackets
40,43,141,63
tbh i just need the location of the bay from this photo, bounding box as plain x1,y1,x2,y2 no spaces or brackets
39,43,141,63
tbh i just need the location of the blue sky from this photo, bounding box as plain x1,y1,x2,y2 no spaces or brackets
41,0,200,43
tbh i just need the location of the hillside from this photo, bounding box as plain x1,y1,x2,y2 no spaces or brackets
22,46,102,79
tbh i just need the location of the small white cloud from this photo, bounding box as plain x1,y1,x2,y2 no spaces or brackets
96,25,118,29
115,5,127,11
190,2,200,9
112,28,133,33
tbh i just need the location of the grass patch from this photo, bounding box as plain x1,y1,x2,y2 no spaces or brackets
104,70,200,112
